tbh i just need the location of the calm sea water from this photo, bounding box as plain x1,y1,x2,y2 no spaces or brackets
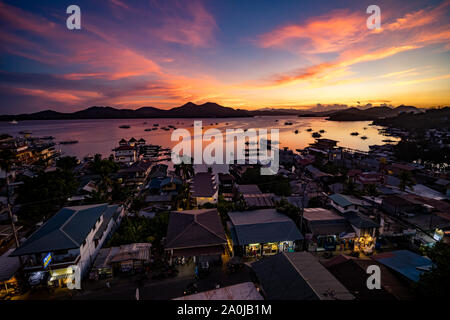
0,116,397,160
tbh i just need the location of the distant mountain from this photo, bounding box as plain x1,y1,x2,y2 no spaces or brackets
326,105,422,121
0,102,251,120
0,102,425,121
168,102,250,117
373,107,450,132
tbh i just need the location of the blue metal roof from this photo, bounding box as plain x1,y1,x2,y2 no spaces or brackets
373,250,433,282
11,204,110,256
329,194,353,207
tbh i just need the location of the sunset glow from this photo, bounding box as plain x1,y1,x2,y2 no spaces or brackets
0,0,449,113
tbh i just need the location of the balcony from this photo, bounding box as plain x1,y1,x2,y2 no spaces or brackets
24,254,80,271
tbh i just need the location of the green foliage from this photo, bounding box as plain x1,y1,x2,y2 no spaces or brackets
276,198,300,224
107,214,169,249
398,170,415,191
88,154,120,199
56,156,78,171
175,183,192,210
174,162,194,181
307,196,322,208
343,179,361,196
130,195,146,212
239,167,291,196
415,241,450,299
15,170,78,224
363,184,379,196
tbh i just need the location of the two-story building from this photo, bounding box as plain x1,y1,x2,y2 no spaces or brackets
113,145,137,165
10,204,124,288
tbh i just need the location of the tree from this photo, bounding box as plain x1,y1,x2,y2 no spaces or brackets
16,170,78,225
398,170,415,191
174,161,194,181
343,179,360,196
276,198,301,227
56,156,78,171
415,241,450,298
364,184,379,196
89,154,119,198
0,149,20,248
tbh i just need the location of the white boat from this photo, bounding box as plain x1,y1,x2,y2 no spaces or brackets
9,120,18,124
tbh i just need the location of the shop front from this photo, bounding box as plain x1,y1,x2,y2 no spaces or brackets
243,241,295,257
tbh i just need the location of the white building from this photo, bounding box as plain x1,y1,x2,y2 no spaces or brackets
114,145,137,165
10,204,125,287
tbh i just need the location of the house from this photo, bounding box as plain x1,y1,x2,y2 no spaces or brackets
323,255,414,300
91,243,151,279
148,164,168,179
174,282,263,300
251,252,354,300
305,165,331,181
114,145,137,165
128,137,137,147
302,208,355,252
117,160,152,185
355,171,384,186
236,184,275,208
372,250,433,283
381,195,424,216
160,176,182,193
328,193,366,213
343,211,379,254
0,249,22,297
386,163,418,176
433,178,450,197
109,243,151,273
227,209,303,257
218,173,234,192
191,172,218,205
165,209,227,264
10,204,124,287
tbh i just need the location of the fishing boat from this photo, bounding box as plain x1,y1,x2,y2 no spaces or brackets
153,123,159,126
312,132,322,138
319,129,325,133
119,125,131,129
360,136,368,140
60,140,79,144
144,128,152,131
42,136,55,140
19,131,32,135
284,121,293,125
350,132,359,136
294,130,299,134
306,128,312,132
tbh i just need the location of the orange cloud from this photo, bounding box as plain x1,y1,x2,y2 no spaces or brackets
259,9,366,54
256,2,450,87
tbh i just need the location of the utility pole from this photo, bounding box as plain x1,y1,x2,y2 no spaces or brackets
5,170,20,249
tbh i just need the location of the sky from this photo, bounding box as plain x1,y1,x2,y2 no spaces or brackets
0,0,449,114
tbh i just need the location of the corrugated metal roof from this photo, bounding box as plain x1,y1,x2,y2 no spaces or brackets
11,204,111,256
0,249,21,281
252,252,354,300
372,250,433,282
174,282,263,300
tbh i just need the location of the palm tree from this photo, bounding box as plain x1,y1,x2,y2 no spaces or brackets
174,160,194,181
0,150,20,249
399,170,415,191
